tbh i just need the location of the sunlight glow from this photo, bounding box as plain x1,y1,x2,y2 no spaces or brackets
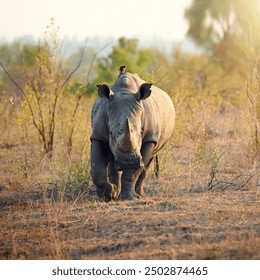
0,0,191,41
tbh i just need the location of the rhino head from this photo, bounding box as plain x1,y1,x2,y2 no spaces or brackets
97,82,152,170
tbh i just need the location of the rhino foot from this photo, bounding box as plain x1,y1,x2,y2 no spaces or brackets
135,186,144,196
97,184,118,202
119,191,140,201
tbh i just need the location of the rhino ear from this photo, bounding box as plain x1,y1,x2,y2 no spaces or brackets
136,83,153,101
97,84,113,99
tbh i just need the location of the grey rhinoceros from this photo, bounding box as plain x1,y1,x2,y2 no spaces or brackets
90,70,175,201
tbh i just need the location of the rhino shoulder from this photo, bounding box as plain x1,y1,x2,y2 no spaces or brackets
91,97,102,127
90,98,109,142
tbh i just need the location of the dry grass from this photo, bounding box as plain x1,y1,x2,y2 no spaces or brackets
0,190,259,260
0,104,260,260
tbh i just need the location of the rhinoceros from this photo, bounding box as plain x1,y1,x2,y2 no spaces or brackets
90,70,175,201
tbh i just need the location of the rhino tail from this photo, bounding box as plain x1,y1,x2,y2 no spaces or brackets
154,155,159,179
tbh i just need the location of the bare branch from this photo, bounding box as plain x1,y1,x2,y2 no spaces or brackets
0,62,44,139
154,72,168,86
86,41,113,86
208,166,260,191
21,60,47,144
207,149,227,189
256,72,260,94
60,39,88,90
246,81,254,105
0,62,25,94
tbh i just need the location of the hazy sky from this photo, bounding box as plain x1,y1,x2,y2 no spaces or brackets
1,0,192,42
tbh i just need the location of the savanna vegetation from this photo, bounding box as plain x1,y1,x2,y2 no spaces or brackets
0,1,259,259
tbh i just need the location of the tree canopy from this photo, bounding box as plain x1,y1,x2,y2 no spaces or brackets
185,0,260,73
185,0,260,50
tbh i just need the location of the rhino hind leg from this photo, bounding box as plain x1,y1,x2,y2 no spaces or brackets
91,140,117,202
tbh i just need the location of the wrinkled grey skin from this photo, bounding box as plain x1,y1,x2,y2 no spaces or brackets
90,72,175,201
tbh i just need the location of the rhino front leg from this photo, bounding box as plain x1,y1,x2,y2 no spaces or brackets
91,140,117,202
135,143,156,196
120,168,143,200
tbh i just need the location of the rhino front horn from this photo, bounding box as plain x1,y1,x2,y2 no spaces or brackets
119,118,135,153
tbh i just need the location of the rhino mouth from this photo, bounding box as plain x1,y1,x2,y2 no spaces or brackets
114,151,144,170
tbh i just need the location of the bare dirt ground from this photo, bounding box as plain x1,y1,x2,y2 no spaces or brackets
0,184,259,260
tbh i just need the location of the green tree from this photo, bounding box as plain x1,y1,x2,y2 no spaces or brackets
185,0,260,72
89,37,156,92
0,41,39,97
185,0,260,50
0,20,86,158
